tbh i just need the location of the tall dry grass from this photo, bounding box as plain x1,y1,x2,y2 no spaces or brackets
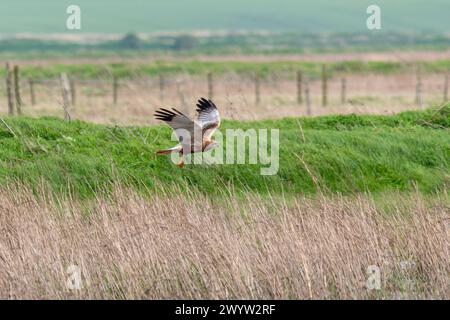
0,186,448,299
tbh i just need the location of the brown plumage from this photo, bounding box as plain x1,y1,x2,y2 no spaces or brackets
154,98,221,167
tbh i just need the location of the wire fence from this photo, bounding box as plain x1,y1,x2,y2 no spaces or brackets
1,66,449,123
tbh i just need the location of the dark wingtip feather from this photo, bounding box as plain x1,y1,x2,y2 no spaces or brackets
154,108,176,121
171,108,185,116
196,97,217,113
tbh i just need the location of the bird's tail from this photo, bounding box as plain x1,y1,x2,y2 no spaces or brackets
156,146,181,155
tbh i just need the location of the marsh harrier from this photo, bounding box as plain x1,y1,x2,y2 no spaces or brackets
154,98,220,167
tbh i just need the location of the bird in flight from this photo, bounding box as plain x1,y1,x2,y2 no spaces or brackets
154,98,221,167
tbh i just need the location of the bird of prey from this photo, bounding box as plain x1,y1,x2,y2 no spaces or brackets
154,97,220,167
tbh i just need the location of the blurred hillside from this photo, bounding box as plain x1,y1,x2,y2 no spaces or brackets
0,0,449,34
0,1,449,56
1,32,449,56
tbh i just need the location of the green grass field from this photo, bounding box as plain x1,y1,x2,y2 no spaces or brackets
2,32,450,56
0,105,448,199
2,60,450,80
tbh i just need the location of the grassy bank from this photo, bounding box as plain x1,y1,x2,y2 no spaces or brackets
0,106,448,198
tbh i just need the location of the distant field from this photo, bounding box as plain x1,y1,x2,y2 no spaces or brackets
1,0,449,57
2,59,450,79
0,106,448,198
1,32,450,56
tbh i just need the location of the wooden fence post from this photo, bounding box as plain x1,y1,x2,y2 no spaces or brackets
13,65,22,115
29,78,36,106
70,78,76,106
113,76,118,105
322,64,328,107
5,63,14,116
296,71,303,104
176,80,186,107
415,66,423,109
304,79,312,116
159,75,164,102
207,72,213,99
444,73,448,102
255,74,260,105
341,77,347,104
60,73,71,121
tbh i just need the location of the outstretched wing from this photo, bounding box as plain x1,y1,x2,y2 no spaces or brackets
196,98,220,141
154,108,200,145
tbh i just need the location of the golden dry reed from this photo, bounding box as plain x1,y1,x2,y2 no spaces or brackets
0,185,448,299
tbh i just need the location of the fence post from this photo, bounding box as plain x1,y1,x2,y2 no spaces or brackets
415,66,423,109
176,80,186,107
5,63,14,116
341,77,347,104
444,73,448,102
297,71,303,104
304,78,312,116
70,78,76,106
113,76,118,105
13,65,22,115
159,74,164,102
255,74,260,105
207,72,213,99
60,73,71,121
29,78,36,106
322,64,328,107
